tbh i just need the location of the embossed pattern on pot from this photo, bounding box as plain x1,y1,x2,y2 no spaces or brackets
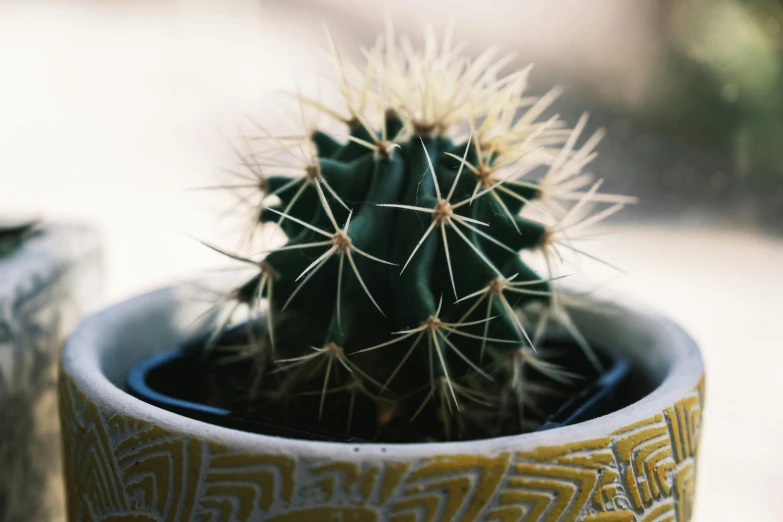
59,374,703,521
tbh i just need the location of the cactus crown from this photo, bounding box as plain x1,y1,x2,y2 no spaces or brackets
203,24,633,441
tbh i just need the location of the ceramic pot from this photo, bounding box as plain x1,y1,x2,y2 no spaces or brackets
0,223,102,522
59,284,704,522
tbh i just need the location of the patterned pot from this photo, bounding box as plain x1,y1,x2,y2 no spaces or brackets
0,223,102,522
59,285,704,522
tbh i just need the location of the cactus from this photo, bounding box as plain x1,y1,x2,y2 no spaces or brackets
201,25,634,441
0,219,38,257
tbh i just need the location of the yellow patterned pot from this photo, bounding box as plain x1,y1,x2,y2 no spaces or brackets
59,286,704,522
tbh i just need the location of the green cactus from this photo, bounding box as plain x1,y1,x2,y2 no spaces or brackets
201,26,633,441
0,219,38,257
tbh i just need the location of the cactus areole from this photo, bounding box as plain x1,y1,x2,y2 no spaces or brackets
129,26,637,442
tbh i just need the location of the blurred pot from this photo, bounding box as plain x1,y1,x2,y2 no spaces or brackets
0,222,102,522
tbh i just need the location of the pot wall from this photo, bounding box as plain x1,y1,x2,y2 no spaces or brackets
0,224,102,522
59,285,704,522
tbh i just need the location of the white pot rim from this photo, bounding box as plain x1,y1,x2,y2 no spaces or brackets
62,284,703,459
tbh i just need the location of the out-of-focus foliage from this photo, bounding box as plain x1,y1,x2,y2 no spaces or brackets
649,0,783,181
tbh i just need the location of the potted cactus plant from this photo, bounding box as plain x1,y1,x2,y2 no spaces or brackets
0,217,102,522
59,25,704,522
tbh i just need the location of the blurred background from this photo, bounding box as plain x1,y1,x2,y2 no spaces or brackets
1,0,781,519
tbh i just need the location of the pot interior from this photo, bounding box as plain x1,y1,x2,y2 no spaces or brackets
126,324,654,443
